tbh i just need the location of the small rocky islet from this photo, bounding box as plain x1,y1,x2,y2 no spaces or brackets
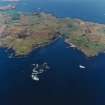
0,7,105,57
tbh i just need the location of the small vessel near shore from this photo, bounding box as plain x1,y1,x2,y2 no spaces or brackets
79,65,86,69
31,73,39,81
69,43,76,48
65,39,76,48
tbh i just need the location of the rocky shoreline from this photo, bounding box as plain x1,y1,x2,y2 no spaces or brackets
0,11,105,57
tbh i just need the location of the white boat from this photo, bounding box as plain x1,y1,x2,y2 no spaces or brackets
43,62,50,70
31,62,50,81
79,65,86,69
36,64,39,69
31,74,39,81
32,68,38,73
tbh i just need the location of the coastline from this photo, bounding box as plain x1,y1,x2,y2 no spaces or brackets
13,36,60,58
0,11,104,57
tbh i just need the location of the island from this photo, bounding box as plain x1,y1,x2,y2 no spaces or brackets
0,11,105,57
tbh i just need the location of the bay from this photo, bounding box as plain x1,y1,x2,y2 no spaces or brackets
0,1,105,105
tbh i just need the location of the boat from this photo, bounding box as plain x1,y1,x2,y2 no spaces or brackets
36,64,39,69
31,74,39,81
39,69,44,73
43,62,50,70
31,62,50,81
69,43,76,48
32,68,38,74
79,65,86,69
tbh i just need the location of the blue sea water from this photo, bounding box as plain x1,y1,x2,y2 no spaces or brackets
1,0,105,105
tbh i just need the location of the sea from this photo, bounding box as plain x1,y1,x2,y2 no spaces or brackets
1,0,105,105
